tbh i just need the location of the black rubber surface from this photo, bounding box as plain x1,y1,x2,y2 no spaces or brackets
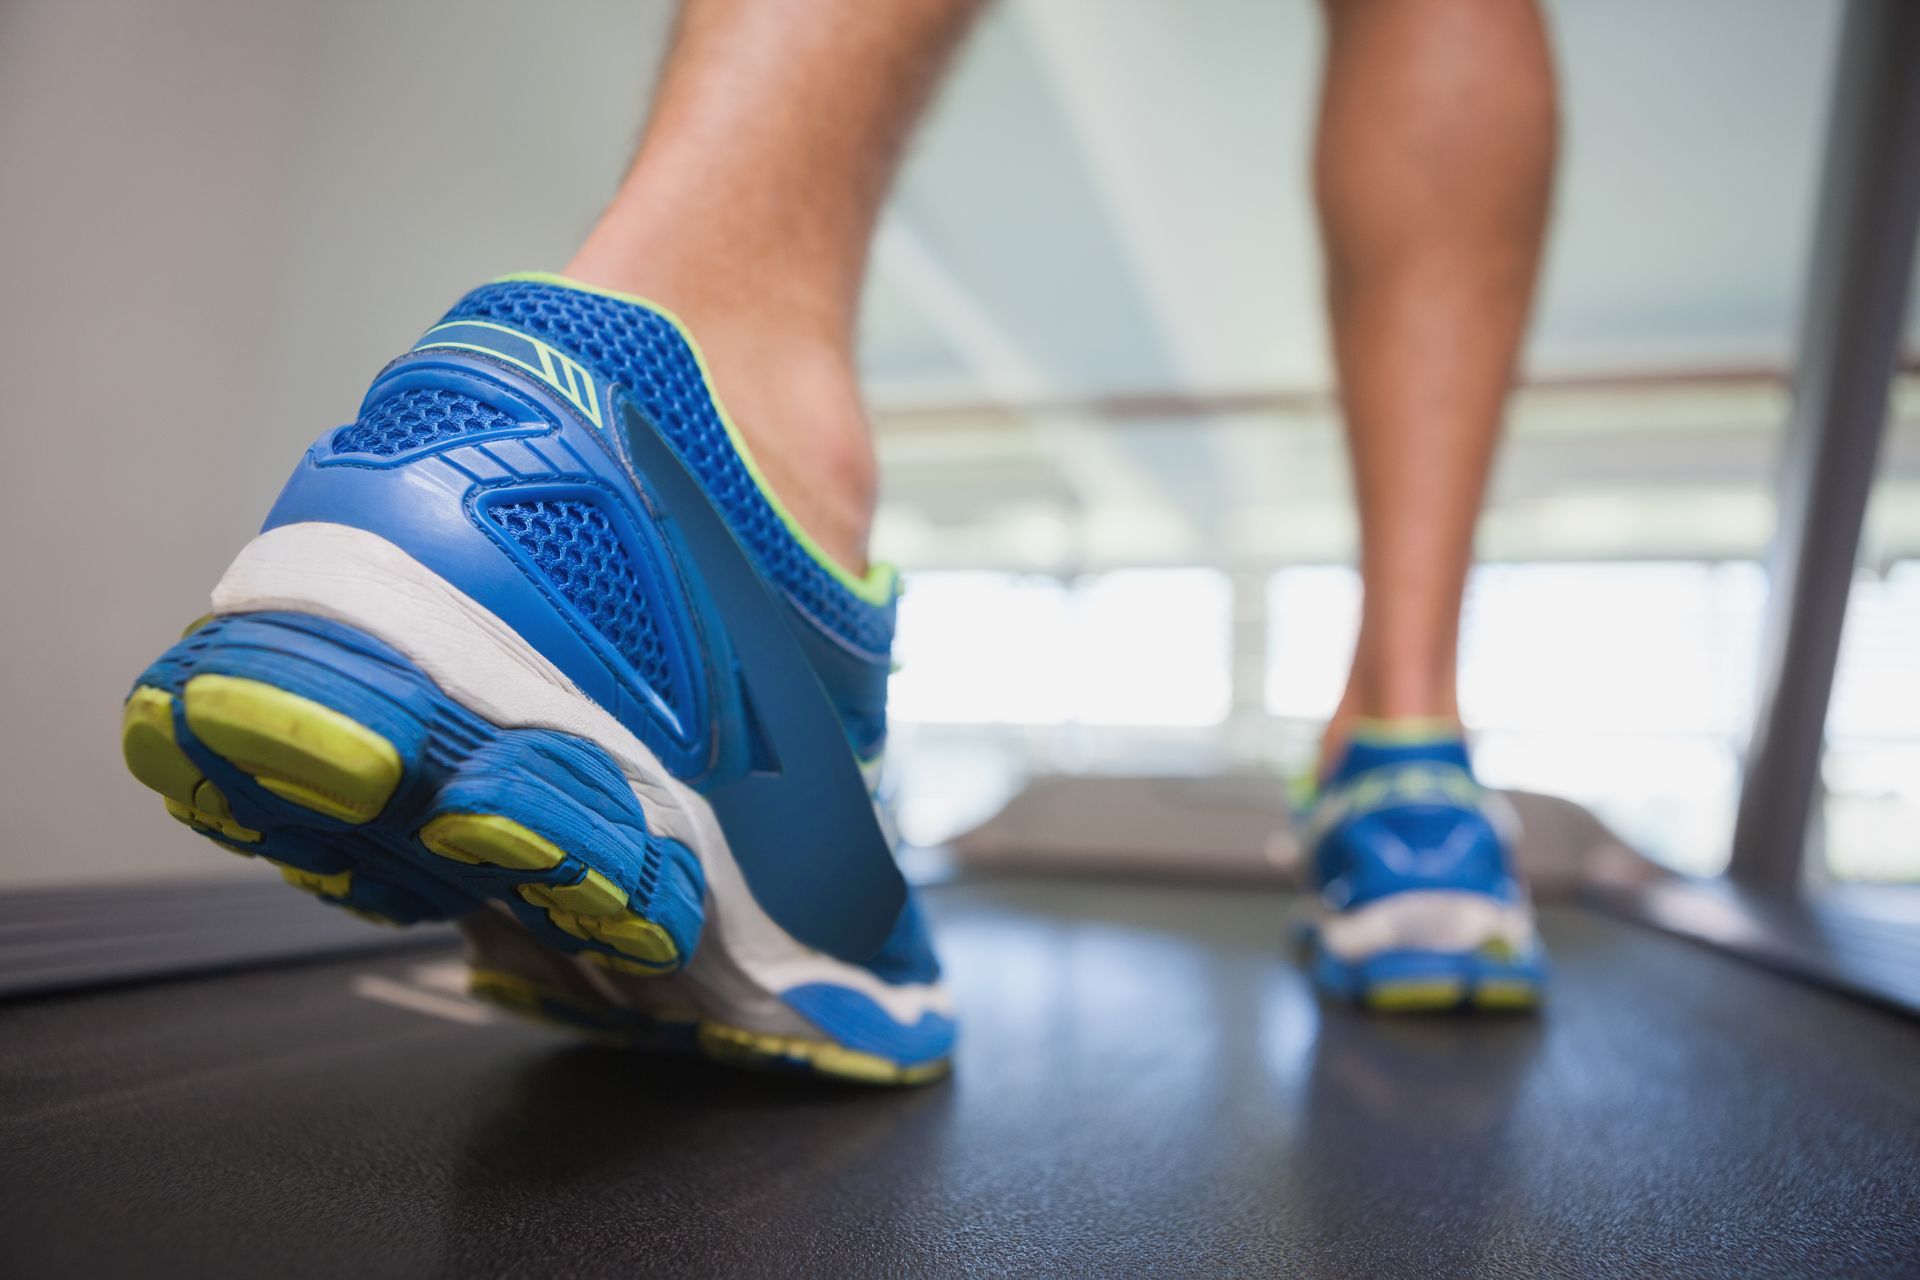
3,878,1917,1278
0,878,454,999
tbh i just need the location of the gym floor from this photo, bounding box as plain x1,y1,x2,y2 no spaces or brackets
4,877,1917,1278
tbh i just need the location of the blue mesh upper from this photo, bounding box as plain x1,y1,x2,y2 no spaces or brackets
1311,732,1516,909
485,497,675,706
1326,735,1474,787
439,280,895,658
334,387,518,457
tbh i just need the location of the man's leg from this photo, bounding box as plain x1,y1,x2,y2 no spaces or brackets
122,0,985,1082
1315,0,1557,760
566,0,987,575
1301,0,1557,1010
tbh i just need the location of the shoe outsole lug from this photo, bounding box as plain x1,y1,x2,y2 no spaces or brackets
274,861,355,900
419,813,565,871
507,864,678,968
465,969,641,1043
181,674,402,825
121,686,203,807
1351,973,1545,1014
1312,939,1547,1015
518,869,629,917
1471,980,1543,1010
124,687,263,844
418,812,676,966
463,971,949,1086
695,1023,952,1086
1362,978,1471,1013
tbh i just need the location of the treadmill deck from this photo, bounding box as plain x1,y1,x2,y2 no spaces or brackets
3,877,1917,1278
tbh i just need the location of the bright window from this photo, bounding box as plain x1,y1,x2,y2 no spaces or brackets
891,569,1232,727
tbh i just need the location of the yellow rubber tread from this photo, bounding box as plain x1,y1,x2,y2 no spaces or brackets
582,916,678,963
567,914,677,965
578,947,675,975
169,795,263,846
181,674,402,824
126,687,262,843
421,816,668,962
507,867,680,966
697,1023,950,1086
190,779,237,824
419,813,566,870
519,869,628,916
467,969,547,1016
273,861,354,899
122,687,204,806
467,970,684,1044
464,971,939,1084
578,951,652,975
162,798,260,849
1472,981,1542,1010
469,970,616,1035
1364,979,1468,1012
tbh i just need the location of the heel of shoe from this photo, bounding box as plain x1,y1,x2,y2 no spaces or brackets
121,610,706,968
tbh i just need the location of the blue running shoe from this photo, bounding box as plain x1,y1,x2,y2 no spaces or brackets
120,273,954,1083
1300,722,1546,1012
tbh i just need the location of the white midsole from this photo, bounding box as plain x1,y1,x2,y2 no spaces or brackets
211,522,953,1033
1314,890,1538,963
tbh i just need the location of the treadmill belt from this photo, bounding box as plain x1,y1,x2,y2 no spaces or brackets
3,878,1917,1278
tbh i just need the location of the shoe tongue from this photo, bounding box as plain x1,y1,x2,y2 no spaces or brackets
1325,726,1473,788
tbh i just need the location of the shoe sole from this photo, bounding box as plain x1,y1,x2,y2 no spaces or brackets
123,611,704,975
133,523,956,1083
1304,890,1547,1013
1310,941,1547,1013
464,968,951,1085
125,523,956,1084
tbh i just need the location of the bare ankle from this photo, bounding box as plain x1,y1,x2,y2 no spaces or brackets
560,259,879,577
732,339,878,575
1321,667,1463,778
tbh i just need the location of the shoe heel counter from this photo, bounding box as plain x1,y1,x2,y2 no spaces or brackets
1329,804,1514,905
255,351,742,785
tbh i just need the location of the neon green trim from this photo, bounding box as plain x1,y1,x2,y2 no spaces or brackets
489,271,897,607
1306,717,1466,800
1345,716,1465,746
416,321,603,428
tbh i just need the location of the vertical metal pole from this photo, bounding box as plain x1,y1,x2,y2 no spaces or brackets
1729,0,1920,893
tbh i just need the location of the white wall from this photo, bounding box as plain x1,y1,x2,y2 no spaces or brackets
0,0,671,886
